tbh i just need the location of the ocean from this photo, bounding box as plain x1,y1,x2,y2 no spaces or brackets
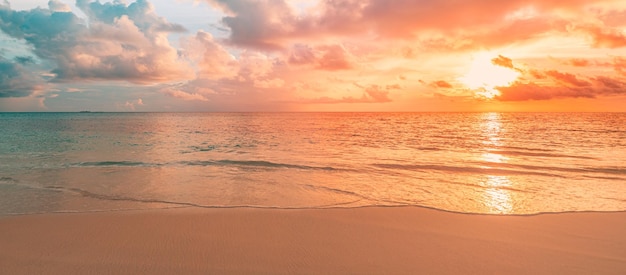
0,112,624,215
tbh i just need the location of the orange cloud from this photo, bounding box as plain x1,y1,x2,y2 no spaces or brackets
545,70,592,87
496,74,626,101
569,58,590,67
576,24,626,48
613,57,626,75
431,80,453,88
492,55,515,69
3,0,626,111
491,54,626,101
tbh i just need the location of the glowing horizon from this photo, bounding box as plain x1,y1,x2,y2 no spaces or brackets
1,0,626,112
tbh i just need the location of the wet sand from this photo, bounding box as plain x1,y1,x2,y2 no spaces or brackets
1,207,625,274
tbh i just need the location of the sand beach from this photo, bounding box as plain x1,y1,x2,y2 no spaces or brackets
1,206,624,274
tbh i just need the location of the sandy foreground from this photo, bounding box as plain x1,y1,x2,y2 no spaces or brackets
0,207,625,274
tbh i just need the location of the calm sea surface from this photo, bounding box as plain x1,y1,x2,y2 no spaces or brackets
0,112,624,215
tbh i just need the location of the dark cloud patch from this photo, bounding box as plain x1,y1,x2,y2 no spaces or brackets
14,56,35,64
208,0,302,50
0,0,192,84
593,76,626,90
0,5,85,58
0,57,44,97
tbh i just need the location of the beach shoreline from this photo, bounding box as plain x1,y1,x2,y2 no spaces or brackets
1,206,625,274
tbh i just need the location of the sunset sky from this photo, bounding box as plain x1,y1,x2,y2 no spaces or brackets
1,0,625,112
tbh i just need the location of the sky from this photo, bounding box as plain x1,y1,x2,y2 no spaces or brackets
0,0,625,112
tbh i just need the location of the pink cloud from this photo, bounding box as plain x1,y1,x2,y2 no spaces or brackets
296,84,396,104
200,0,625,54
123,98,144,110
182,31,238,79
4,0,626,110
288,44,354,70
544,70,592,87
164,89,210,102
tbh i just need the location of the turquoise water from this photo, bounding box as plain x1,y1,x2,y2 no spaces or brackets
1,112,625,215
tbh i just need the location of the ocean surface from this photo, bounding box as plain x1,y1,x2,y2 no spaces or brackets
0,112,625,215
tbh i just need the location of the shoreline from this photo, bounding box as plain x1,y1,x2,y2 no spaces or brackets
3,203,626,218
1,206,625,274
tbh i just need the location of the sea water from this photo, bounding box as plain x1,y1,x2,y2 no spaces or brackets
0,112,624,215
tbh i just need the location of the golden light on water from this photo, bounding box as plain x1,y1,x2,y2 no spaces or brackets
479,113,514,214
483,175,513,214
482,152,508,163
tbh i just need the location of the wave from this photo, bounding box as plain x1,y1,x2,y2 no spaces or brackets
436,179,532,193
0,177,17,183
70,159,339,171
188,145,217,152
72,161,157,167
371,163,563,177
496,145,557,153
476,161,626,177
3,180,624,216
488,150,596,160
413,146,442,151
301,184,374,202
589,167,626,175
183,160,339,171
9,184,375,213
43,185,208,208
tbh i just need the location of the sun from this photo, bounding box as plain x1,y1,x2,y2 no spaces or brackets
459,52,520,99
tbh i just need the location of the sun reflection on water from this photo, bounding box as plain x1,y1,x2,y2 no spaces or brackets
480,113,503,147
481,152,508,164
479,113,514,214
482,175,513,214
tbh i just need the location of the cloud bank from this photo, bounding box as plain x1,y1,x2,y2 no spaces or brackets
0,0,625,110
0,0,192,98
